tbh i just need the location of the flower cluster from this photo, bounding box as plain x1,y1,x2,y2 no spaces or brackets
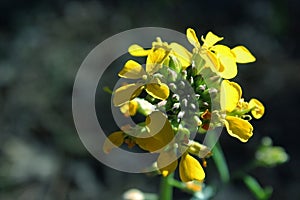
103,28,265,184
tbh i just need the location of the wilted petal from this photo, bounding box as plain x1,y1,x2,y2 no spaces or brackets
231,46,256,63
103,131,124,153
221,80,242,112
225,116,253,142
128,44,151,56
146,82,170,100
179,153,205,182
119,60,146,79
249,98,265,119
113,83,144,106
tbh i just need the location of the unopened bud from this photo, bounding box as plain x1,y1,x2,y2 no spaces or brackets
193,116,202,126
172,102,180,110
169,83,177,91
172,94,180,101
178,80,186,89
181,98,188,107
188,140,211,158
178,111,185,119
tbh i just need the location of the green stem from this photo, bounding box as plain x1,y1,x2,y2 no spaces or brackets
243,175,273,200
159,173,174,200
212,141,230,183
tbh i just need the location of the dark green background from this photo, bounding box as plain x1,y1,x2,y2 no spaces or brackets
0,0,299,199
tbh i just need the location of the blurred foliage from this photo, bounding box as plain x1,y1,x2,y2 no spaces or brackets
0,0,299,199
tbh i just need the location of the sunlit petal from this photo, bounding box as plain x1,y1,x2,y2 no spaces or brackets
135,111,174,152
146,48,169,74
249,98,265,119
113,83,144,106
120,100,139,117
202,31,224,48
221,80,242,112
225,116,253,142
179,153,205,182
128,44,151,56
119,60,146,79
231,46,256,63
169,42,192,69
186,28,200,48
218,55,238,79
146,82,170,100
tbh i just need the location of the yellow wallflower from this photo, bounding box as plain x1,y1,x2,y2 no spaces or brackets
220,80,253,142
186,28,256,79
113,56,170,106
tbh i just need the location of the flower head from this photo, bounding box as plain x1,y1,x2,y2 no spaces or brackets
187,28,256,79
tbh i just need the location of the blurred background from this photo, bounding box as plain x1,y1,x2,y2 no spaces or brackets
0,0,299,199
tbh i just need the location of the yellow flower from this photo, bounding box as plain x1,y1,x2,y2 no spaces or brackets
128,37,192,70
220,80,253,142
186,28,256,79
249,98,265,119
179,153,205,182
113,50,170,106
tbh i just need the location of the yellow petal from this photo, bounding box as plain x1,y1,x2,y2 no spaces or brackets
205,50,220,71
231,46,256,63
145,82,170,100
218,55,238,79
186,28,200,48
169,42,192,69
202,31,224,48
225,116,253,142
128,44,151,56
249,98,265,119
145,111,173,141
212,44,232,57
113,83,144,106
136,111,174,152
120,100,139,117
211,44,238,78
179,153,205,182
220,80,242,112
146,48,169,74
103,131,124,153
118,60,146,79
157,151,178,177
